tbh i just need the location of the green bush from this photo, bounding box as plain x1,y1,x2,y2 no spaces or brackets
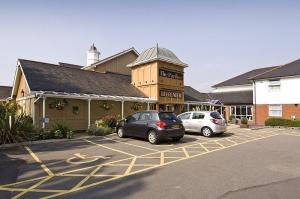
39,129,55,140
54,130,64,139
229,115,235,121
97,115,117,128
241,117,248,125
66,131,74,139
51,123,71,138
87,125,113,136
265,118,300,127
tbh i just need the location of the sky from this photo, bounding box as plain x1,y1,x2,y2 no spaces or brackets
1,0,300,92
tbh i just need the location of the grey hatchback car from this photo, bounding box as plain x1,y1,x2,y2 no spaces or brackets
177,111,226,137
117,111,185,144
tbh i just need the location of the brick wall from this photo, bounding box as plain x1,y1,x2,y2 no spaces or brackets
255,104,300,125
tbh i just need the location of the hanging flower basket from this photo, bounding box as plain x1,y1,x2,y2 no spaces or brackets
100,101,113,111
49,99,68,110
131,102,142,111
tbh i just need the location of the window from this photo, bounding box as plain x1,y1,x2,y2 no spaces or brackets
140,112,152,121
178,113,191,120
269,105,282,117
126,112,140,123
210,112,222,119
192,113,205,119
159,112,178,120
269,79,280,92
230,105,253,120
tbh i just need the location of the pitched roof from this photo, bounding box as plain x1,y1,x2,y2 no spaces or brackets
0,86,12,100
18,59,147,98
250,58,300,80
58,62,84,69
184,86,211,102
83,47,139,70
127,46,188,67
209,91,253,105
212,66,279,87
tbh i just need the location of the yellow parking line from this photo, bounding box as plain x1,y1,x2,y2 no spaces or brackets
12,176,52,199
124,157,137,175
198,143,209,152
182,147,190,158
73,166,103,189
160,152,164,165
84,139,136,157
24,146,54,176
214,141,226,148
104,137,160,152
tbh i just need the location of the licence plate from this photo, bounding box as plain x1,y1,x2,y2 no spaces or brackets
172,125,180,129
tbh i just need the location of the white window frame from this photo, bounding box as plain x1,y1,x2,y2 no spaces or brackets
268,104,282,117
268,79,281,92
230,105,253,121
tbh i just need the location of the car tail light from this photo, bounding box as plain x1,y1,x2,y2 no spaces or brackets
210,119,219,125
156,120,166,128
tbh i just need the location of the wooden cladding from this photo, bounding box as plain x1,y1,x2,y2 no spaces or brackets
160,89,183,99
159,68,183,80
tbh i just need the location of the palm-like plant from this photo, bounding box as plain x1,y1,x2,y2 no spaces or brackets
0,101,33,145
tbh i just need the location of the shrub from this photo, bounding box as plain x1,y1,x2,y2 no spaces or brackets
87,125,113,136
241,117,248,125
66,131,74,139
101,115,117,128
265,118,300,127
0,101,36,144
54,130,64,139
51,123,71,138
229,115,235,121
39,129,55,140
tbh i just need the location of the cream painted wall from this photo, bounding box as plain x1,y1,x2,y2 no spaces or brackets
255,76,300,104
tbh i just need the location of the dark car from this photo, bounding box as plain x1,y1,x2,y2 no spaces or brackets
116,111,185,144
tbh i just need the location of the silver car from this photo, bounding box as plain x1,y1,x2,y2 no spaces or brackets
177,111,226,137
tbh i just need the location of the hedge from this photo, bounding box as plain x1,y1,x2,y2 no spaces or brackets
265,118,300,127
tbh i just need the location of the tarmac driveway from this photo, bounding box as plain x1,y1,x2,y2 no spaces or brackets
0,127,299,199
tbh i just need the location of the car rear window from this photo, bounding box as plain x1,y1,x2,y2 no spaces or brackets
159,112,178,120
210,112,222,119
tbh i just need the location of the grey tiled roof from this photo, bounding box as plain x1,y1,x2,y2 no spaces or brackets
209,91,253,105
19,59,147,98
251,58,300,80
184,86,211,102
212,66,279,87
128,46,188,67
0,86,12,100
58,62,84,69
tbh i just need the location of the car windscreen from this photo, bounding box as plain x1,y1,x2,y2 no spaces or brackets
210,112,222,119
159,112,178,120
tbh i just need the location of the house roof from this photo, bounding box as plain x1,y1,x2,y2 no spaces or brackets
58,62,84,69
18,59,148,98
0,86,12,100
212,66,279,87
127,45,188,67
184,86,211,102
250,58,300,80
209,91,253,105
83,47,139,70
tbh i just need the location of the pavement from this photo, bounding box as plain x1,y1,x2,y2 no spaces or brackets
0,126,299,199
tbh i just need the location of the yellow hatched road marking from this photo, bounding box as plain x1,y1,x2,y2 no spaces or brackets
84,139,137,157
12,176,52,199
124,157,137,175
73,166,103,189
198,143,209,152
182,147,190,158
24,146,54,176
104,137,160,152
160,152,164,165
214,141,226,148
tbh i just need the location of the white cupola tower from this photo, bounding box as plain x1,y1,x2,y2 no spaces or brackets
87,43,100,66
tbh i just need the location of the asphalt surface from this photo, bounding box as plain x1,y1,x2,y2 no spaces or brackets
0,127,299,199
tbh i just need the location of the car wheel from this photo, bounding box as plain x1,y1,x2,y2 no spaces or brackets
148,130,159,144
117,128,125,138
172,136,183,141
201,127,213,137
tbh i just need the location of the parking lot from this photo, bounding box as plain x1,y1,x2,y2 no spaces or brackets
0,126,300,199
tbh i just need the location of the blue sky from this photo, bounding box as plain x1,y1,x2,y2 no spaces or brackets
1,0,300,91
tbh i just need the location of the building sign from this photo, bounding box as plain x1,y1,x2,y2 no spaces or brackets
159,69,183,80
160,89,183,99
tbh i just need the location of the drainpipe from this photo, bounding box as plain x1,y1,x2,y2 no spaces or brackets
87,99,91,129
253,80,257,125
42,96,46,128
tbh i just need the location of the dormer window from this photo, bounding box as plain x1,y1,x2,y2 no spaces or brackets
268,79,280,92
